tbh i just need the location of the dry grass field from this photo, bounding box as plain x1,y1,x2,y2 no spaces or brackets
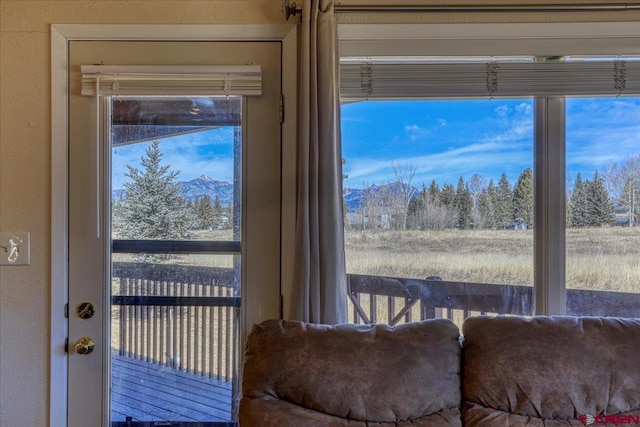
345,227,640,294
114,227,639,293
108,227,638,362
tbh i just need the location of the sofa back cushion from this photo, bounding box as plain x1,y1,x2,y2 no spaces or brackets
240,318,462,426
462,316,640,426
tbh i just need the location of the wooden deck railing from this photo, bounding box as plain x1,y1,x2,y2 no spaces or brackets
111,262,640,378
347,273,640,326
111,262,239,381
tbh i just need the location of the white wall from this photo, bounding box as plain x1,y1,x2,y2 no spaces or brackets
0,1,638,426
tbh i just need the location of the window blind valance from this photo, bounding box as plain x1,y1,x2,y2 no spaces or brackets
81,65,262,97
340,57,640,100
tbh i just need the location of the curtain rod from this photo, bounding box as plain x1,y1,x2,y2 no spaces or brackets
334,3,640,13
282,1,640,20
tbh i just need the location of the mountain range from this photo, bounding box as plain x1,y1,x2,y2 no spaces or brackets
344,182,419,212
113,175,417,212
113,175,235,206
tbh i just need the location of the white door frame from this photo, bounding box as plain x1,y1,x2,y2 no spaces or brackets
50,24,297,427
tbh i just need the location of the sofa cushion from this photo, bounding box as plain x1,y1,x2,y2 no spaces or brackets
239,318,462,426
462,316,640,426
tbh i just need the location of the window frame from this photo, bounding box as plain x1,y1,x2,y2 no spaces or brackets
337,22,640,316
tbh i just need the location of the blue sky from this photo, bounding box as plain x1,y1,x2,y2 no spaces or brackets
112,127,236,190
112,97,639,191
341,97,640,190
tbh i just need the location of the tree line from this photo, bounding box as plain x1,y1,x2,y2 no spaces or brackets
112,141,639,239
348,155,640,231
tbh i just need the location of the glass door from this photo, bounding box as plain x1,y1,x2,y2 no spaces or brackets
110,96,243,425
68,41,282,427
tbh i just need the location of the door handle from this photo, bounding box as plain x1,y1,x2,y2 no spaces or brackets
75,337,95,355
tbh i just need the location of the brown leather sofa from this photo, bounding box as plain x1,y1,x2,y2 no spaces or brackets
239,316,640,426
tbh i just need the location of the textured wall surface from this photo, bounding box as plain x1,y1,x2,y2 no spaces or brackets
0,1,638,426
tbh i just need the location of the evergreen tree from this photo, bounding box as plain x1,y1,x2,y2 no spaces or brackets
407,181,455,230
440,183,456,208
186,198,195,214
427,179,441,204
455,176,473,229
406,184,426,229
113,140,194,243
569,173,588,227
212,196,224,229
586,170,615,226
513,167,534,229
487,179,499,229
495,173,514,229
195,195,214,230
477,185,495,229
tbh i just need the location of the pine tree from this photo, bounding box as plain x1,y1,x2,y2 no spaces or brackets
195,195,214,230
440,183,456,208
113,140,194,243
496,173,514,229
477,186,495,229
513,167,534,229
406,184,426,229
586,170,615,227
570,173,588,227
212,196,224,229
487,180,498,229
427,179,440,204
455,176,473,229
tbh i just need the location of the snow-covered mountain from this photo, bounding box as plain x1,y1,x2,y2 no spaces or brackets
112,174,235,205
112,177,417,211
343,181,419,212
180,175,235,205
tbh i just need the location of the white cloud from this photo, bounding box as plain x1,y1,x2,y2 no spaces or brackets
404,124,431,141
344,140,531,188
566,98,640,174
482,101,534,146
112,127,236,189
494,104,510,125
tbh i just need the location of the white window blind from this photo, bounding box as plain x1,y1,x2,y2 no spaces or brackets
81,65,262,97
340,56,640,100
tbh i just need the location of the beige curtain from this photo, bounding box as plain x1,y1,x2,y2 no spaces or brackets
291,0,347,324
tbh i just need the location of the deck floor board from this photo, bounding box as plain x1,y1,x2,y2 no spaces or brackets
111,354,233,423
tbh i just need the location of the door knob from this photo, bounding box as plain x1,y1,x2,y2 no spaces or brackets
75,337,95,355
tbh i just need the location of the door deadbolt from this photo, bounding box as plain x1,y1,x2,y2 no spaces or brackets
77,302,95,319
75,337,95,355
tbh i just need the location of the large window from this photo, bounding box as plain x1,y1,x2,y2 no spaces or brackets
565,97,640,315
338,29,640,325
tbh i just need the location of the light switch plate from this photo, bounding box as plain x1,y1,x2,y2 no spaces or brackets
0,232,31,266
